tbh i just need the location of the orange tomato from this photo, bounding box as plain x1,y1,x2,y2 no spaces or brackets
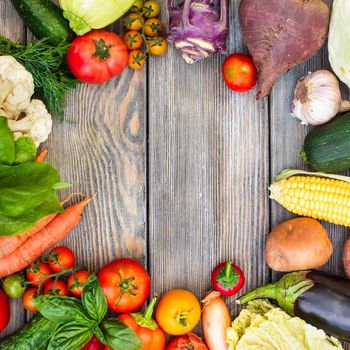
124,31,143,50
48,246,75,273
144,18,163,37
143,1,160,18
156,289,201,336
44,280,69,296
26,261,52,287
124,12,144,31
148,37,167,56
22,287,38,312
128,50,146,69
67,270,91,297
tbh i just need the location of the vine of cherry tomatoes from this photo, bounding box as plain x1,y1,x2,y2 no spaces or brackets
124,0,167,70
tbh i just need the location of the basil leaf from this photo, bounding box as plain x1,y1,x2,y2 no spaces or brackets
102,319,142,350
34,295,94,325
13,137,37,164
48,322,93,350
0,116,15,165
0,191,63,236
93,324,108,345
82,274,107,323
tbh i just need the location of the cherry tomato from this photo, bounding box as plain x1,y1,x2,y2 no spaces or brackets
48,246,75,273
144,18,164,37
148,37,167,56
222,53,257,92
26,261,52,287
0,288,10,331
128,50,146,70
82,335,105,350
67,30,128,84
67,270,91,297
98,258,150,313
124,31,143,50
211,261,245,296
124,13,144,31
143,1,161,18
44,280,69,296
22,287,38,312
3,274,26,298
156,289,201,336
132,0,144,10
166,333,208,350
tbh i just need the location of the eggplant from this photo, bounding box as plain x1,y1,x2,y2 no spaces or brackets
237,270,350,341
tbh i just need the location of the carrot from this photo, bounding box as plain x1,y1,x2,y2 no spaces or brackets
0,213,58,259
0,198,91,278
35,148,48,162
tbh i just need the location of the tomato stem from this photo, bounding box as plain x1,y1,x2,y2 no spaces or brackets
225,261,232,281
144,296,157,321
92,39,113,61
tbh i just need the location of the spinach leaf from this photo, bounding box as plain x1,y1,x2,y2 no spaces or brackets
34,295,94,325
0,191,63,236
13,137,37,164
0,116,15,165
48,322,93,350
82,274,107,323
0,163,61,217
102,319,142,350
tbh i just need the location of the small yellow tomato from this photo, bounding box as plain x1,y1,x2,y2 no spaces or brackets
132,0,144,10
143,0,161,18
124,31,143,50
124,12,144,31
148,37,168,56
128,50,146,70
156,289,201,336
144,18,164,37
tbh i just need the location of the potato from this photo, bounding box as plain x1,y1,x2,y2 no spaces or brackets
343,236,350,278
266,218,333,272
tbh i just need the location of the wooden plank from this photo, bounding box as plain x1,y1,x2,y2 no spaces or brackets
269,0,349,348
148,0,270,332
0,0,27,337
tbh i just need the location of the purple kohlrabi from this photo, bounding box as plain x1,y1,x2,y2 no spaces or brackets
167,0,229,64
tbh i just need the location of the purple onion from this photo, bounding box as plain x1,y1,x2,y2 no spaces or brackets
167,0,229,64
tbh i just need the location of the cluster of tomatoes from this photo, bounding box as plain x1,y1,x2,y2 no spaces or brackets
123,0,167,69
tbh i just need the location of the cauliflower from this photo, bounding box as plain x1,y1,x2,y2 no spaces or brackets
8,100,52,147
0,56,34,118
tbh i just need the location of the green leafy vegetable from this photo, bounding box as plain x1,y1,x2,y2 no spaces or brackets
0,116,15,165
101,319,142,350
48,322,93,350
34,295,93,325
14,137,37,164
82,274,108,323
0,36,77,120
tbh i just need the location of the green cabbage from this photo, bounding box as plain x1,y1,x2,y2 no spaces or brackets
328,0,350,88
227,300,343,350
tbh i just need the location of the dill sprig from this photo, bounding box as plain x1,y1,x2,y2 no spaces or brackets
0,35,77,121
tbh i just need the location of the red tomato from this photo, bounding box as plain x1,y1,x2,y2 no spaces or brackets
81,335,105,350
22,287,38,313
67,29,128,84
222,53,257,92
166,333,208,350
67,270,91,297
0,288,10,331
211,261,245,296
26,261,52,287
98,258,150,313
48,246,75,272
44,280,69,296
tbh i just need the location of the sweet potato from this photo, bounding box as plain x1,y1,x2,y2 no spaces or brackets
343,236,350,278
266,218,333,272
239,0,330,99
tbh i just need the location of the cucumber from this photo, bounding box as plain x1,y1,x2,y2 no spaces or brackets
10,0,71,45
0,314,58,350
301,112,350,173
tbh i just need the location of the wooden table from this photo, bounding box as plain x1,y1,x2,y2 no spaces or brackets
1,0,349,348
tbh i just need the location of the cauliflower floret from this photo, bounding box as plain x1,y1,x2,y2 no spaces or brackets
0,56,34,119
7,99,52,147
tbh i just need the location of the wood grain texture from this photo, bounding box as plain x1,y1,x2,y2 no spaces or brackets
0,0,26,337
148,0,270,331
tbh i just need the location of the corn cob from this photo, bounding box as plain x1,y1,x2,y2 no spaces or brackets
270,174,350,227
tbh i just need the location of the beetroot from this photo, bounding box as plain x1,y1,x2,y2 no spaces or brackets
239,0,330,99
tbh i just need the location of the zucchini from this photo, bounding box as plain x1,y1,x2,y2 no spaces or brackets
0,314,58,350
301,112,350,173
10,0,71,45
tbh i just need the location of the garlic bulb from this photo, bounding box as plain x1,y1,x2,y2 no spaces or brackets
291,70,350,125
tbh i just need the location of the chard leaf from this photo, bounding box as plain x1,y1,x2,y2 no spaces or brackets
14,137,37,164
0,116,15,165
